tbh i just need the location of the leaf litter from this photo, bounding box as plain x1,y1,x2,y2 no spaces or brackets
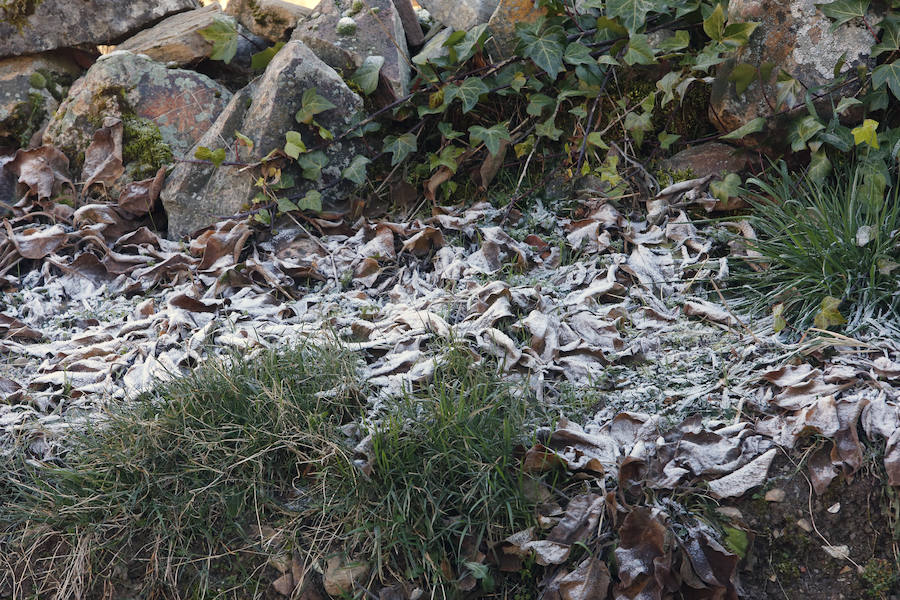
0,153,899,597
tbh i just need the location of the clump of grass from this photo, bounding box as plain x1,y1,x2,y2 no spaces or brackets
316,345,538,591
736,160,900,332
0,344,362,598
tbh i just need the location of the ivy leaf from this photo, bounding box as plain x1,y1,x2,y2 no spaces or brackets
775,70,804,109
351,55,384,95
657,71,680,106
851,118,879,148
296,150,328,180
563,41,594,65
283,131,307,159
720,117,765,140
692,42,724,72
657,30,690,53
447,77,489,113
430,145,465,173
195,146,226,167
199,17,238,64
453,23,489,64
295,88,337,125
703,3,725,41
586,132,608,149
872,62,900,100
808,149,832,181
250,42,285,70
658,131,680,150
519,24,565,78
873,16,900,56
383,133,418,166
469,123,512,156
709,172,741,202
728,63,757,95
535,118,563,140
623,34,657,65
526,93,556,117
277,197,299,213
788,115,825,152
722,21,759,47
815,0,870,30
342,155,371,185
234,131,254,151
296,189,323,213
835,97,862,115
813,296,847,329
606,0,656,33
624,111,652,146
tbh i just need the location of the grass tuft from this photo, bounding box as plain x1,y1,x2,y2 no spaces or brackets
735,160,900,333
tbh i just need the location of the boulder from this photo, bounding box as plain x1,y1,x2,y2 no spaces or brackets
0,0,199,58
292,0,409,100
161,40,363,239
117,4,234,66
661,143,752,179
221,0,315,41
487,0,545,58
0,52,81,147
43,51,232,175
392,0,424,48
416,0,499,31
710,0,877,140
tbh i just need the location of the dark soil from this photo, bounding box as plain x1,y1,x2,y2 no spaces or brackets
728,450,899,600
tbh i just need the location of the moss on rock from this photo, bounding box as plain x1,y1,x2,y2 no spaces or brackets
123,115,173,179
0,0,43,31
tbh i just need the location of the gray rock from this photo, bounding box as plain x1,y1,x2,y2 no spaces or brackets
416,0,498,31
487,0,544,58
222,0,314,41
161,40,364,239
0,0,199,59
0,52,82,147
392,0,424,47
292,0,409,100
411,28,453,68
117,4,234,66
710,0,877,143
43,51,231,170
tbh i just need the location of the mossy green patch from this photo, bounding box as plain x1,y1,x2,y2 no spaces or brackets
6,91,46,147
0,0,42,31
123,115,173,179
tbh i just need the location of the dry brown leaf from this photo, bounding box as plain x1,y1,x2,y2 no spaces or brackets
82,117,124,192
118,166,166,216
614,507,669,599
6,145,73,200
401,226,444,256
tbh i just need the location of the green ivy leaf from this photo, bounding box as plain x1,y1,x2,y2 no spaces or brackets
234,131,254,152
297,150,328,180
873,16,900,56
703,4,725,41
623,34,657,65
710,172,741,202
692,42,725,72
250,42,285,70
295,88,337,125
813,296,847,329
563,41,594,66
586,132,608,149
815,0,870,30
720,117,765,140
872,62,900,100
198,17,238,64
657,30,690,53
342,155,371,185
519,24,565,79
254,210,271,226
383,132,418,166
446,77,489,113
808,149,832,181
835,97,862,115
775,70,804,109
656,71,680,106
788,115,825,152
723,526,750,559
284,131,307,159
469,123,512,157
658,131,680,150
351,55,384,95
728,63,757,95
624,111,652,146
535,118,563,141
722,21,759,47
277,197,299,213
195,146,227,167
607,0,656,33
296,189,323,213
851,118,879,148
453,23,489,64
430,145,465,173
526,93,556,117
